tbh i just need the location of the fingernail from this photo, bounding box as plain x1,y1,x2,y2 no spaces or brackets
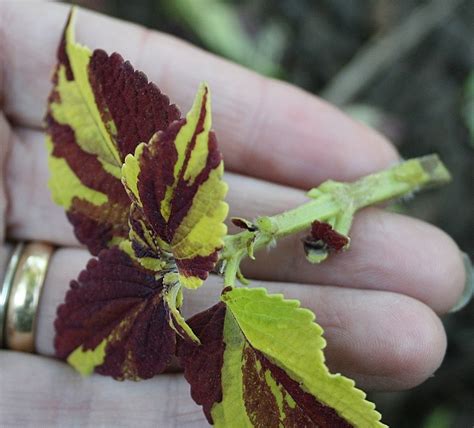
449,252,473,313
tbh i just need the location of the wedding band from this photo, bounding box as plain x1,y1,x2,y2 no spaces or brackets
2,242,54,352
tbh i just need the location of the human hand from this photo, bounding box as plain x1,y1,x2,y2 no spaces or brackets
0,2,468,426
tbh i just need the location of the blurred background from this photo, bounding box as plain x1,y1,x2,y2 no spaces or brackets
66,0,473,426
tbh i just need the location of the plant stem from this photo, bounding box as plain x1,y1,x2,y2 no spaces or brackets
221,154,450,286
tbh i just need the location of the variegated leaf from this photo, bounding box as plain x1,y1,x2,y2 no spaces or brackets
45,9,180,254
122,83,228,289
54,247,187,380
179,287,386,427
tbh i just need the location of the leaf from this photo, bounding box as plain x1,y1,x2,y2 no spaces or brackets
179,287,385,427
45,9,180,254
54,247,179,380
231,217,257,231
303,220,350,264
122,83,228,289
177,302,227,422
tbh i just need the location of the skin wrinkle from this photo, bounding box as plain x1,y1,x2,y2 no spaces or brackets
313,289,347,336
169,382,205,427
1,6,47,130
0,4,8,110
0,114,13,241
27,129,40,223
162,375,175,424
0,352,204,426
58,377,93,424
154,34,255,121
5,129,26,236
321,290,387,375
281,232,307,283
133,27,166,94
237,74,268,169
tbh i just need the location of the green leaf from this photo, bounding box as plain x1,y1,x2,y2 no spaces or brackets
179,287,386,427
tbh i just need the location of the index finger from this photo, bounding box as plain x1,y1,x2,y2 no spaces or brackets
0,2,398,188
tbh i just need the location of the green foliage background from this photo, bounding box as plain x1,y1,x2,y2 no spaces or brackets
68,0,474,426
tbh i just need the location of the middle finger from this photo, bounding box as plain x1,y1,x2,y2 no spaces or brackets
7,127,465,314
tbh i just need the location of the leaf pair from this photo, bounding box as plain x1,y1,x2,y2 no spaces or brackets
48,10,227,379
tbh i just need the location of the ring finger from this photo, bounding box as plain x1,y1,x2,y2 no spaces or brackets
33,247,447,391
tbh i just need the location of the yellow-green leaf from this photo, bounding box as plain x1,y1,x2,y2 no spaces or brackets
179,288,386,427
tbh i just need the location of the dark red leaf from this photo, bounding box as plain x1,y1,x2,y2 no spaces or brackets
54,247,176,380
304,220,349,254
177,303,227,424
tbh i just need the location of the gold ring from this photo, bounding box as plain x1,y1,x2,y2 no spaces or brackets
3,242,54,352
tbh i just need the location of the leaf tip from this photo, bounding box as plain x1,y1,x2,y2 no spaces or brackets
187,82,212,127
65,6,78,45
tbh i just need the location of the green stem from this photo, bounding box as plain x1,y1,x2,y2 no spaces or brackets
221,154,450,286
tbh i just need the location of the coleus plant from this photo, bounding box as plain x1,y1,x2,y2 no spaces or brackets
45,9,451,427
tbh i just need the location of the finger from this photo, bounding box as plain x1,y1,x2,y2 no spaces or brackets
0,352,205,427
7,128,465,314
35,247,447,391
6,126,304,246
5,124,77,246
0,2,398,188
241,207,466,315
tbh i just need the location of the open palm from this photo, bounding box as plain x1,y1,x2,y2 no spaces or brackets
0,2,466,426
